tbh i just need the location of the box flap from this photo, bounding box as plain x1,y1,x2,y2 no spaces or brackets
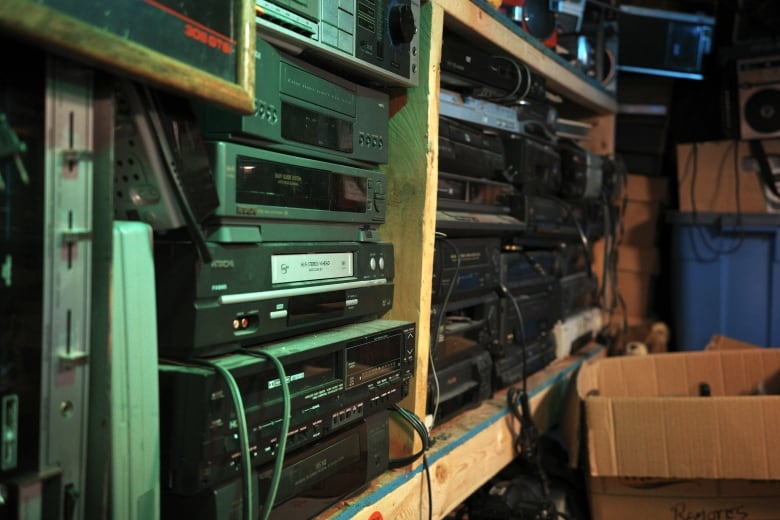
705,335,762,351
579,349,780,479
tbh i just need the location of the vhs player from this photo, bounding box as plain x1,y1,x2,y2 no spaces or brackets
202,141,386,243
195,37,390,166
155,239,394,357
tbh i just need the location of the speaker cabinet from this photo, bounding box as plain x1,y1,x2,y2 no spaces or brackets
738,55,780,139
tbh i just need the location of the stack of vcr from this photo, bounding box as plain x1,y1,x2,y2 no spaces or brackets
112,26,420,518
493,247,562,389
439,30,620,248
428,235,500,425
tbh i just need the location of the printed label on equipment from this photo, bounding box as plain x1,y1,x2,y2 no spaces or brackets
272,252,354,283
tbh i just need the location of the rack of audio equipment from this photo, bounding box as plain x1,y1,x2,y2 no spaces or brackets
0,0,617,517
317,1,617,518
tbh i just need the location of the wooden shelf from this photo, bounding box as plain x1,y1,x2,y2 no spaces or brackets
317,344,606,519
434,0,617,117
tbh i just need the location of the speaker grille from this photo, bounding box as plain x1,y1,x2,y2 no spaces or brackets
737,55,780,139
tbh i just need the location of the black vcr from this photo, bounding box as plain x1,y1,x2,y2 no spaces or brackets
158,319,415,495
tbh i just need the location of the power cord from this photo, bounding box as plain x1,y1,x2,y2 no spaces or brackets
388,404,432,468
539,195,593,279
499,280,563,518
430,232,462,428
389,404,433,520
239,349,291,520
687,141,745,258
188,358,253,520
496,282,528,395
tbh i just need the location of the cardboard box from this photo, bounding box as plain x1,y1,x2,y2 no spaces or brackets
615,271,655,318
589,477,780,520
592,243,660,320
676,140,779,213
705,335,762,351
624,173,670,203
577,349,780,519
619,174,670,247
620,200,661,247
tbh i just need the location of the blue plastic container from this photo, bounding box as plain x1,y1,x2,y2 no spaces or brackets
669,212,780,350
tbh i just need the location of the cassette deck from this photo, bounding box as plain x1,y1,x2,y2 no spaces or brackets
256,0,420,88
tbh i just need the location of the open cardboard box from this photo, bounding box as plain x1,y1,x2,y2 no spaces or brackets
575,348,780,519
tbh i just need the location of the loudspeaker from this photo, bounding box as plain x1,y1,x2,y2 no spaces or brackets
738,55,780,139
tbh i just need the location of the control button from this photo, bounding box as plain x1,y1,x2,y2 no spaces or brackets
378,257,385,270
269,310,287,319
321,23,338,48
370,257,377,270
345,298,358,306
389,4,417,45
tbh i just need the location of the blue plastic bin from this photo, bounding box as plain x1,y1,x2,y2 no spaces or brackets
669,212,780,350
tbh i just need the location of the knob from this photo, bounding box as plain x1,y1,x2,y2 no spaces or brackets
389,4,416,46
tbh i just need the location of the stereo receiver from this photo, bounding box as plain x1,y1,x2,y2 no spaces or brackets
431,237,502,304
195,37,390,166
492,334,557,390
256,0,420,88
159,319,414,495
155,239,394,357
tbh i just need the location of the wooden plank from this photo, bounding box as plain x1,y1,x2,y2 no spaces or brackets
317,345,605,519
432,0,616,116
380,0,444,457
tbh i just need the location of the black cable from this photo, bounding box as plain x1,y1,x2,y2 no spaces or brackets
430,233,461,427
497,282,528,395
422,453,433,520
388,404,431,468
488,55,531,103
598,194,614,312
140,84,213,264
687,141,746,259
239,349,291,520
388,405,432,520
539,195,593,279
506,386,557,518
